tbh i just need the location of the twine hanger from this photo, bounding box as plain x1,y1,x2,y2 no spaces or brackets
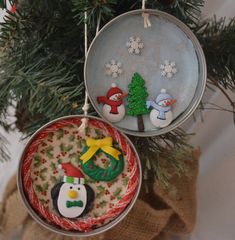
78,12,101,136
142,0,151,28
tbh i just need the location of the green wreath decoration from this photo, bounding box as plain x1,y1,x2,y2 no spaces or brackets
80,147,124,182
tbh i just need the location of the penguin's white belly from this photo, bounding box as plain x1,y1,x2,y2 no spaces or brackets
57,184,87,218
102,104,125,123
150,109,173,128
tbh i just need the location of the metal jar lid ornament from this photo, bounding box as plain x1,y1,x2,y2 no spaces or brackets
17,11,141,237
17,115,142,237
85,7,207,137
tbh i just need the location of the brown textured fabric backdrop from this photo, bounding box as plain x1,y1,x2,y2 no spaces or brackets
0,150,199,240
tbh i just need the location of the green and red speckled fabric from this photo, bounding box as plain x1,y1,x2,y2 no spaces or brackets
31,125,131,218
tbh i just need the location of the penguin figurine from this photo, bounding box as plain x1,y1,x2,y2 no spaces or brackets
146,89,177,128
51,163,95,219
97,83,128,123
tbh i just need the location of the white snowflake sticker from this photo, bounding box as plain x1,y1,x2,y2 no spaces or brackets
105,60,123,78
126,36,144,55
160,60,177,78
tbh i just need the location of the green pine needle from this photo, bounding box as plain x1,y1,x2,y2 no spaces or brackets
195,17,235,90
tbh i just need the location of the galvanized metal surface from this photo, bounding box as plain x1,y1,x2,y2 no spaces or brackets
85,9,207,136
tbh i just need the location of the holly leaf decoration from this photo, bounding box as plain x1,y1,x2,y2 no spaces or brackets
39,167,47,181
69,134,75,142
56,129,64,140
48,132,54,140
45,146,54,159
35,185,43,193
123,177,129,186
96,185,106,199
50,176,59,184
113,187,122,197
42,182,49,191
50,162,57,171
34,154,41,168
99,200,107,208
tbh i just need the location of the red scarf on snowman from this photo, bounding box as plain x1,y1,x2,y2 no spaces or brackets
97,84,125,114
97,97,123,114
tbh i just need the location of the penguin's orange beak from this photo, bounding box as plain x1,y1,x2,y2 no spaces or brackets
118,92,128,100
68,190,78,199
165,99,177,106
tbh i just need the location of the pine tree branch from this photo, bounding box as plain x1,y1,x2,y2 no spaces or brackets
207,74,235,108
146,0,204,26
196,17,235,90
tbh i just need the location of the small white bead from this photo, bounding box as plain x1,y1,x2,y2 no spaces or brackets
138,43,144,49
112,72,118,78
135,49,140,54
167,72,172,78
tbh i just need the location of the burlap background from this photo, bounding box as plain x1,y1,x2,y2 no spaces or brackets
0,149,199,240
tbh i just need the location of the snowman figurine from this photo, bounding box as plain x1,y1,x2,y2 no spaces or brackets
97,83,127,123
146,89,177,128
51,163,95,219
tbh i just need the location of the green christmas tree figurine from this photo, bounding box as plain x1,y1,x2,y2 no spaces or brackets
127,72,150,132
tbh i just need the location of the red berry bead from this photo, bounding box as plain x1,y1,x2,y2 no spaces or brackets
101,158,106,164
122,173,127,178
109,203,114,208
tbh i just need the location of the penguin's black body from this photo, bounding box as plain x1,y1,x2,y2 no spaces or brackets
51,182,95,219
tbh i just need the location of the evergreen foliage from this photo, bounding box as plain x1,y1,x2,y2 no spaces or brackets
195,17,235,90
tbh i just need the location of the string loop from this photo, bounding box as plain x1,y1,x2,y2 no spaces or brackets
78,12,101,135
142,0,151,28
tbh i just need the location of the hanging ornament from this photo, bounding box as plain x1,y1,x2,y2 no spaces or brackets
85,9,206,136
18,116,141,235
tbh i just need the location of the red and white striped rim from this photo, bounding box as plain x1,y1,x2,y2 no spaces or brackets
19,116,141,233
